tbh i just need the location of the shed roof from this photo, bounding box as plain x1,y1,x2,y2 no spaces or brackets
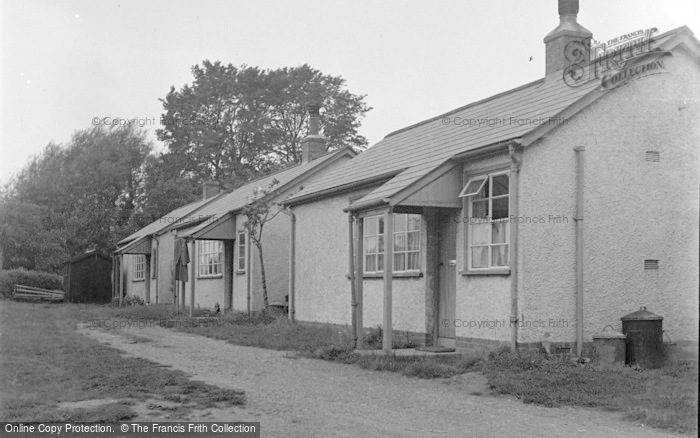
286,27,690,209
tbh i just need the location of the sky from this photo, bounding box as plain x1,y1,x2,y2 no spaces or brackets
1,0,699,184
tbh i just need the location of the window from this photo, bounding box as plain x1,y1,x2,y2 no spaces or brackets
151,248,157,279
462,172,510,270
364,216,384,273
236,231,246,272
133,255,145,281
198,240,223,277
364,214,421,274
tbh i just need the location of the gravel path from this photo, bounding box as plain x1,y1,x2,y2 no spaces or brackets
79,324,681,438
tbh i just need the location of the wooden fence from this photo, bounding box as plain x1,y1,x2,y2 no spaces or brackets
12,284,65,302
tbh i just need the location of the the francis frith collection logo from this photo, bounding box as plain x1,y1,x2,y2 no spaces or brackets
563,27,670,89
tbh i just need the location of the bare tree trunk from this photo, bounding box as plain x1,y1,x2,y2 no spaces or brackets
255,240,269,308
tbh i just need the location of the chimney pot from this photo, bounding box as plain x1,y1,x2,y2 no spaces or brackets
301,103,326,163
202,182,219,200
559,0,579,16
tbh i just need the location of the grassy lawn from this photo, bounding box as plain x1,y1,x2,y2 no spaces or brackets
0,300,245,423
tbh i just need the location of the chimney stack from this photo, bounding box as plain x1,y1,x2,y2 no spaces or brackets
202,182,219,200
544,0,592,80
301,104,327,164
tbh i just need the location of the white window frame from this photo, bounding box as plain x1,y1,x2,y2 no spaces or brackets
132,255,145,281
236,231,246,273
464,171,510,271
198,240,223,278
363,213,421,274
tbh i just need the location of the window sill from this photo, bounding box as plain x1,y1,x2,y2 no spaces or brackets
132,278,145,282
235,271,246,275
346,272,424,279
197,274,223,280
460,268,510,276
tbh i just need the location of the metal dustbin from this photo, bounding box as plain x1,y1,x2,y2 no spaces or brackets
592,325,626,364
621,307,664,369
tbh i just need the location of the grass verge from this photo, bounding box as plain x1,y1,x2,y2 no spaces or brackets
88,303,698,434
0,301,245,422
482,350,698,435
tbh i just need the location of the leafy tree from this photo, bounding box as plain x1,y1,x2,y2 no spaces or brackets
157,62,370,189
1,123,152,271
240,179,283,309
132,154,200,226
0,197,66,271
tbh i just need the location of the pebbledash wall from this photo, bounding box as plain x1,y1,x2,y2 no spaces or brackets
458,48,700,350
182,155,353,312
293,188,431,338
292,49,699,352
573,49,698,346
121,230,178,304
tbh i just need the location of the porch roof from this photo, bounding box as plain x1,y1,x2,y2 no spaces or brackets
115,235,151,255
116,194,223,247
177,212,237,240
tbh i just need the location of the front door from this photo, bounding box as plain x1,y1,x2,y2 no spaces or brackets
437,214,457,347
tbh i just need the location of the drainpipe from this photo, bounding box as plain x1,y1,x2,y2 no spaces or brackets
509,144,521,352
279,207,296,323
153,235,159,304
574,146,585,357
348,213,358,348
246,231,252,315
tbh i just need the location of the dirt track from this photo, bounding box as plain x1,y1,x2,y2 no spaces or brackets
79,324,681,438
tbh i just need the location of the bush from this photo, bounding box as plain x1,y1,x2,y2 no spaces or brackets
0,268,64,298
124,295,144,306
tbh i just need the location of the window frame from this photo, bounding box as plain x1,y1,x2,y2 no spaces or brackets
463,170,511,274
132,254,145,281
236,231,246,273
197,240,223,278
363,213,421,275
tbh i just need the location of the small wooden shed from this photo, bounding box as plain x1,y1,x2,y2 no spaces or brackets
64,250,112,303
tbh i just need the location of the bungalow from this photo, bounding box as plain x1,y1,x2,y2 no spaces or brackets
114,188,224,305
284,0,700,357
115,105,355,314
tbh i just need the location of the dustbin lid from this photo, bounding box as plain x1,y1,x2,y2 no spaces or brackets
592,325,626,339
621,306,663,321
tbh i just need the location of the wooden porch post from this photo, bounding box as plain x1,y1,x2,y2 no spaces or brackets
224,240,233,312
145,254,151,304
355,216,364,347
246,232,252,315
118,254,124,307
348,213,357,348
383,209,394,352
189,239,195,317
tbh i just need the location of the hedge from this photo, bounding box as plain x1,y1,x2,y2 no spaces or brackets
0,268,64,298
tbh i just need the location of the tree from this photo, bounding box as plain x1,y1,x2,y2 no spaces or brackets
240,179,283,309
157,62,371,189
132,154,200,226
1,123,153,272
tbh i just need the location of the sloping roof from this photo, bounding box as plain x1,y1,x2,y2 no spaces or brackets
116,194,223,247
175,147,355,237
287,27,690,209
66,249,110,264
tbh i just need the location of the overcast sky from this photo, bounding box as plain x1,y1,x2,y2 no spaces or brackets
1,0,698,184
